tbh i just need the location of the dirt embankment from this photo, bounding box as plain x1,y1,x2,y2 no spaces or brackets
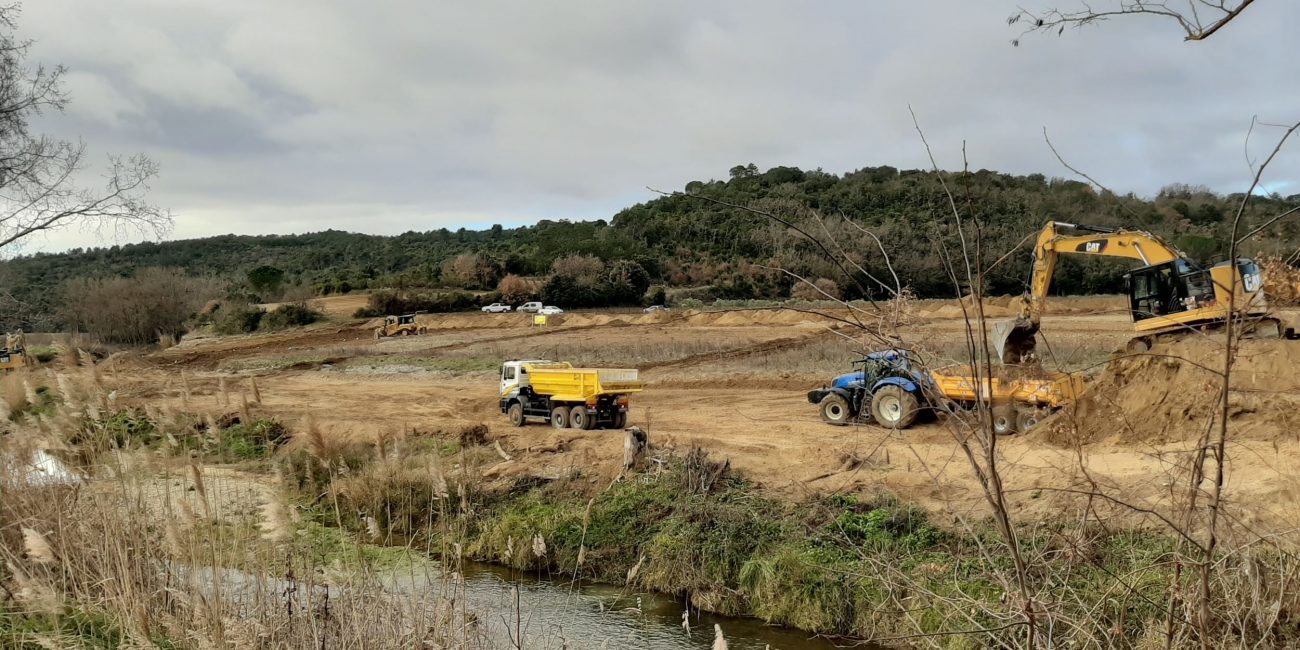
1048,338,1300,445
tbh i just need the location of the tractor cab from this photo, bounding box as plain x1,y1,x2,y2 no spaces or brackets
397,314,417,325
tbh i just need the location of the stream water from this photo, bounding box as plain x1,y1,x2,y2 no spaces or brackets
12,451,879,648
386,561,880,650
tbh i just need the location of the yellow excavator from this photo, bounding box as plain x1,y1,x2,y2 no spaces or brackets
995,221,1284,363
1,330,28,373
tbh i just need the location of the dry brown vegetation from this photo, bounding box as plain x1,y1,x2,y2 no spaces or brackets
62,268,224,345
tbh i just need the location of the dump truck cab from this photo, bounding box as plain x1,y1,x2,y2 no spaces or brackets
498,359,566,396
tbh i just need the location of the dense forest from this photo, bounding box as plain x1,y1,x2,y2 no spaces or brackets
2,163,1298,331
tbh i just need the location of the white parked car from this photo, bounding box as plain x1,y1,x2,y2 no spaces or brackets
643,305,670,313
538,306,565,316
481,303,512,313
518,301,544,313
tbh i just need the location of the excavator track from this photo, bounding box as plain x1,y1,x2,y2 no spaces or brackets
1122,315,1298,354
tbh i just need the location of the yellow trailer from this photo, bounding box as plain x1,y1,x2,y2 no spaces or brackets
499,360,643,429
808,349,1082,434
930,365,1083,434
929,365,1081,408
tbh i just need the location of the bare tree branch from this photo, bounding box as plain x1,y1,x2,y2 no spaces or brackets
0,10,168,256
1010,0,1256,44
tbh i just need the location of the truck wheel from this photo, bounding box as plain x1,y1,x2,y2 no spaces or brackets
613,411,629,429
870,386,918,429
991,405,1015,435
1125,337,1152,354
819,394,852,426
570,406,595,430
550,406,570,429
1016,407,1049,434
508,403,526,427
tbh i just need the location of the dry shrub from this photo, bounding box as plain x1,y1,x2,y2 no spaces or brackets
332,463,450,541
497,274,534,304
1,372,27,414
1261,255,1300,304
0,464,476,649
550,254,605,284
683,447,730,494
457,423,490,446
62,268,223,345
790,277,840,301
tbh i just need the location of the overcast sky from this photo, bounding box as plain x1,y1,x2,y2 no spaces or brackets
15,1,1300,253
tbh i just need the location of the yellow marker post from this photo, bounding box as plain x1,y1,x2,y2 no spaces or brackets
534,314,547,326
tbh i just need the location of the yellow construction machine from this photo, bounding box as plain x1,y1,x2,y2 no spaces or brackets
374,313,428,339
1,330,29,372
995,221,1285,363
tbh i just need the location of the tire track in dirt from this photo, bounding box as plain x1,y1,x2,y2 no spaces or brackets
153,325,376,368
152,318,653,369
639,328,835,371
412,320,643,354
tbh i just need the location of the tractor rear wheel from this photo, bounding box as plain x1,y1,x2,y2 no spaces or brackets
550,406,570,429
508,403,526,427
870,386,918,430
819,394,852,426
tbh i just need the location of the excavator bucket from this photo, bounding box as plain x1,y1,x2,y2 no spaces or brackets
992,318,1039,365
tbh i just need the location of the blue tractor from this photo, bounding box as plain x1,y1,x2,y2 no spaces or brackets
806,349,931,429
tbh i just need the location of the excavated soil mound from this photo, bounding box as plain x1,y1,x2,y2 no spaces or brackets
1046,338,1300,446
1262,257,1300,305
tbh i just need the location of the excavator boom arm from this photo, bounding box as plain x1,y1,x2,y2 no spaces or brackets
996,221,1186,364
1024,221,1183,321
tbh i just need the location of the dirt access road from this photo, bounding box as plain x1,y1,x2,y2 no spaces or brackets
131,295,1300,542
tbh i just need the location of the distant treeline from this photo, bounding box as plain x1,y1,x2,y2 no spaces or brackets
3,163,1298,331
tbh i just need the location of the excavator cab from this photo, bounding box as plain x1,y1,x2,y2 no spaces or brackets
1126,259,1214,320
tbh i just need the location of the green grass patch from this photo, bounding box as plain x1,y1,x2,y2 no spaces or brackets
26,345,58,363
216,418,288,461
0,606,179,649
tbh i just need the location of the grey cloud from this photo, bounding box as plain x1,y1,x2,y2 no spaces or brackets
14,1,1300,252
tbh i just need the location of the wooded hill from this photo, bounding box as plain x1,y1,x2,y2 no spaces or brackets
3,164,1298,331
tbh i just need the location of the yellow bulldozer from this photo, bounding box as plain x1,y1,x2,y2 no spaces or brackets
374,313,428,339
1,330,29,373
995,221,1289,363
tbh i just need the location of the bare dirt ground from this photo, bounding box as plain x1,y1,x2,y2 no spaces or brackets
115,295,1300,543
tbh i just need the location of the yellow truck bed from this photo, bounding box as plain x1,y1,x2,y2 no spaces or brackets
929,365,1082,408
523,363,643,403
